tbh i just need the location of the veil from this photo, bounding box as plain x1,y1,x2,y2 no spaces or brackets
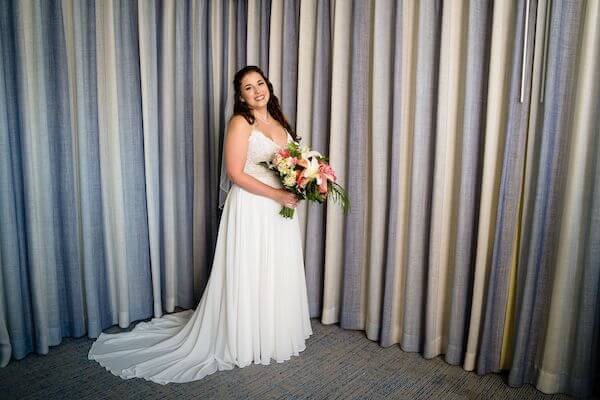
218,80,236,209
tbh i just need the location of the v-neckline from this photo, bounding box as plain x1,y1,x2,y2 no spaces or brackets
251,126,289,149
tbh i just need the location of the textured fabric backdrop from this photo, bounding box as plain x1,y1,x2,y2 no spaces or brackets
0,0,598,397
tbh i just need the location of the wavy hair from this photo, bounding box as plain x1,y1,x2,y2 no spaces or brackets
233,65,299,142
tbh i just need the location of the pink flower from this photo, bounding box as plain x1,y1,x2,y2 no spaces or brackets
279,149,291,158
318,178,328,194
318,162,337,182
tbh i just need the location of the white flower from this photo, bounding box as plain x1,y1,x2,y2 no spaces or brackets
302,157,320,180
301,150,322,160
283,174,297,187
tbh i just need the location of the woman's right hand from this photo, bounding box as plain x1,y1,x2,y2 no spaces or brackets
273,189,299,208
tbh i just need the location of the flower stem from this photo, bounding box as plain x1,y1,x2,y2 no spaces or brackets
279,206,295,218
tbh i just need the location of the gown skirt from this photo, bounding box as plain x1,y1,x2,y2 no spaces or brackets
88,178,313,384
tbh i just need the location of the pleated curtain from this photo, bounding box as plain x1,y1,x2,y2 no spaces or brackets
0,0,244,359
0,0,598,397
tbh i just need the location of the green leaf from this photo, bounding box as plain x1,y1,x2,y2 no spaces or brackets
327,182,350,214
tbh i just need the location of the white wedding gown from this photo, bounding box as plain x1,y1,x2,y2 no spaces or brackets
88,127,313,384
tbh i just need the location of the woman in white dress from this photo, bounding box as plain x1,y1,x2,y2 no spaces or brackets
88,65,313,384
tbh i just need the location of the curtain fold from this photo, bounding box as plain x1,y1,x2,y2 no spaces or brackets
245,0,270,73
443,0,491,365
296,0,329,318
463,0,514,371
401,0,442,352
295,0,316,241
423,0,465,359
303,0,331,318
138,0,162,317
66,0,113,337
380,0,416,349
321,0,351,325
366,0,393,342
1,0,598,396
476,0,537,375
340,0,372,331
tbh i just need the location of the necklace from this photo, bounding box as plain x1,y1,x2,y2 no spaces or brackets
255,111,272,125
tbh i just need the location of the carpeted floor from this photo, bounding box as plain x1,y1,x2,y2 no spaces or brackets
0,318,579,400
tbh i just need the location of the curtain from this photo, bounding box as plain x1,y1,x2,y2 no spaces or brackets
1,0,598,397
0,0,250,362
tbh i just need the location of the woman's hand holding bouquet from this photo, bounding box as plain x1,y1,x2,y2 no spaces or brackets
260,141,349,218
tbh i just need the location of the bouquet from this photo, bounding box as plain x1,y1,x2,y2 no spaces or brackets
259,141,349,218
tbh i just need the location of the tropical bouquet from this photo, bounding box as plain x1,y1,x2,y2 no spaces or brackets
259,141,349,218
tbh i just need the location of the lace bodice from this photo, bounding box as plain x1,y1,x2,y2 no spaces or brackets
243,127,291,188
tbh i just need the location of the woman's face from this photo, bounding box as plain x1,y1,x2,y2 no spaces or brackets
239,71,270,110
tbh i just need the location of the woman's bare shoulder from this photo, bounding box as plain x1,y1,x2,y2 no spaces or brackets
228,114,253,136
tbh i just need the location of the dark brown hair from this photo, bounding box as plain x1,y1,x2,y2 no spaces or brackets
233,65,299,141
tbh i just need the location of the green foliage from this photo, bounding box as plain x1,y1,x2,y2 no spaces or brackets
328,182,350,214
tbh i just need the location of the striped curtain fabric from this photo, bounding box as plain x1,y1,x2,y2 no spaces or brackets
0,0,598,396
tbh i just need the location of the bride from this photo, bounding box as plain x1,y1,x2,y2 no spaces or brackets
88,65,313,384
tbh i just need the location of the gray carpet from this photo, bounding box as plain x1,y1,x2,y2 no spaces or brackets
0,318,578,400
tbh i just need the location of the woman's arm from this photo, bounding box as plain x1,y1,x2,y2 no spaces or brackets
224,116,298,207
